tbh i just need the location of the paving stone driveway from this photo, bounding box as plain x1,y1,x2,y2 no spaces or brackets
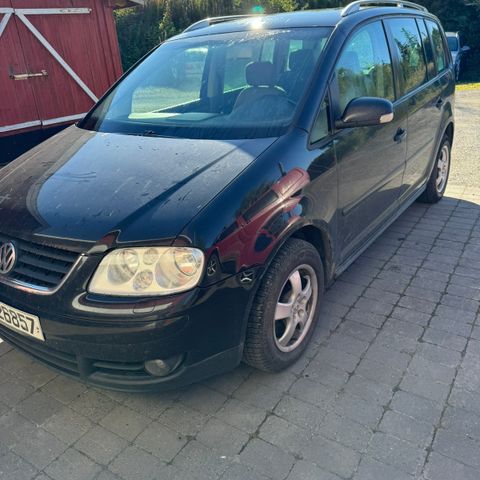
1,185,479,480
1,93,480,480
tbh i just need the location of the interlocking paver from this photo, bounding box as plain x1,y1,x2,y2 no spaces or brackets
0,450,38,480
422,327,468,352
302,434,361,478
42,407,93,444
367,432,426,476
287,460,342,480
424,452,479,480
433,429,480,469
216,398,266,434
75,425,128,465
196,417,248,455
275,394,326,432
109,446,167,480
239,438,295,479
135,421,188,462
44,448,102,480
353,457,414,480
378,410,434,447
258,414,312,457
16,391,63,426
99,405,150,442
319,411,373,452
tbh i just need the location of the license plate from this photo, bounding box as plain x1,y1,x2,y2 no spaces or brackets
0,301,45,341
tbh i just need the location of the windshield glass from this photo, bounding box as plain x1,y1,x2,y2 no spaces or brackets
447,36,459,52
80,28,332,140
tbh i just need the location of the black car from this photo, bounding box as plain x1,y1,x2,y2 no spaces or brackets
0,0,455,391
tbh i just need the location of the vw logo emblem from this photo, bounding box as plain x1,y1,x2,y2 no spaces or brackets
0,242,16,275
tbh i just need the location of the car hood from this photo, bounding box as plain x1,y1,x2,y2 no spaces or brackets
0,126,277,247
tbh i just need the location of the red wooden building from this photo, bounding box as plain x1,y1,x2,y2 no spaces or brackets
0,0,142,163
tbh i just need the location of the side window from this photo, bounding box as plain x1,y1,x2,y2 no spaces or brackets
311,97,330,144
417,19,436,79
334,21,395,114
426,20,448,73
386,18,427,95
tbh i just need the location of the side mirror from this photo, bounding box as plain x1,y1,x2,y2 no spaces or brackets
335,97,394,129
461,45,471,54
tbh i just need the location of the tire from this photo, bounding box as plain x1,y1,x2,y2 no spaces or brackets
243,238,324,372
418,135,451,204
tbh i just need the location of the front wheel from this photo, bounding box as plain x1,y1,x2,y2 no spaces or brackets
419,135,451,204
243,238,324,372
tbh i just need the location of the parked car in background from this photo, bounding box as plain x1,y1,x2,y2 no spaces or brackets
446,31,470,81
0,0,455,392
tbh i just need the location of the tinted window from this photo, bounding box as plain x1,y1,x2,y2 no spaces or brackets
447,36,459,52
387,18,427,95
417,19,436,79
335,21,395,114
311,98,329,144
427,20,448,72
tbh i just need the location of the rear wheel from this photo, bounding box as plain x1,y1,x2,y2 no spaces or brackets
243,238,324,372
419,135,451,204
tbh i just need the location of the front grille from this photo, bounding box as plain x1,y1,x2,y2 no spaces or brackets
3,237,79,290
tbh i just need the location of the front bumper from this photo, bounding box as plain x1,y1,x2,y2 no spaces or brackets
0,269,260,392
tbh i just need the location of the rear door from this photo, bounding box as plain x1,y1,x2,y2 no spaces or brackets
384,17,442,198
332,20,407,260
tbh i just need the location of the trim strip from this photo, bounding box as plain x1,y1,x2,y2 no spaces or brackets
15,8,91,15
0,113,86,133
42,112,86,126
0,120,42,133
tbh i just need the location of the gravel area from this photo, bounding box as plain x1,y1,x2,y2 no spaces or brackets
450,89,480,186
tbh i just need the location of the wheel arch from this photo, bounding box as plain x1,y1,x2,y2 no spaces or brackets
289,224,334,287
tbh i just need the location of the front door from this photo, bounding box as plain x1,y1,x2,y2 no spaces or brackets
332,20,407,261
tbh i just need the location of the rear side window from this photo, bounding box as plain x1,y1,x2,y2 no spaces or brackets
426,20,448,73
334,21,395,114
417,20,436,79
386,18,427,95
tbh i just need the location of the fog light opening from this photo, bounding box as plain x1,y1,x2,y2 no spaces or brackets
144,355,184,377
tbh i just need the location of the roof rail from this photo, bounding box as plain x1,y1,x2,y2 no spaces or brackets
183,14,262,33
342,0,428,17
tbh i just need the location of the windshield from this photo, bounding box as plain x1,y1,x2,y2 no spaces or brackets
80,28,332,140
447,36,459,52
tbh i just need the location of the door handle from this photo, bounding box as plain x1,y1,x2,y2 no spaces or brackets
394,128,407,143
9,70,48,80
435,97,444,109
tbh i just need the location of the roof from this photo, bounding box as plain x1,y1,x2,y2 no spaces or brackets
178,9,343,38
176,6,434,39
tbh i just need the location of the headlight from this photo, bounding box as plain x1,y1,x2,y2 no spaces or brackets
89,247,204,296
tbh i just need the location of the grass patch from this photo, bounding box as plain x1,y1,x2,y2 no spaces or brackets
457,82,480,91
